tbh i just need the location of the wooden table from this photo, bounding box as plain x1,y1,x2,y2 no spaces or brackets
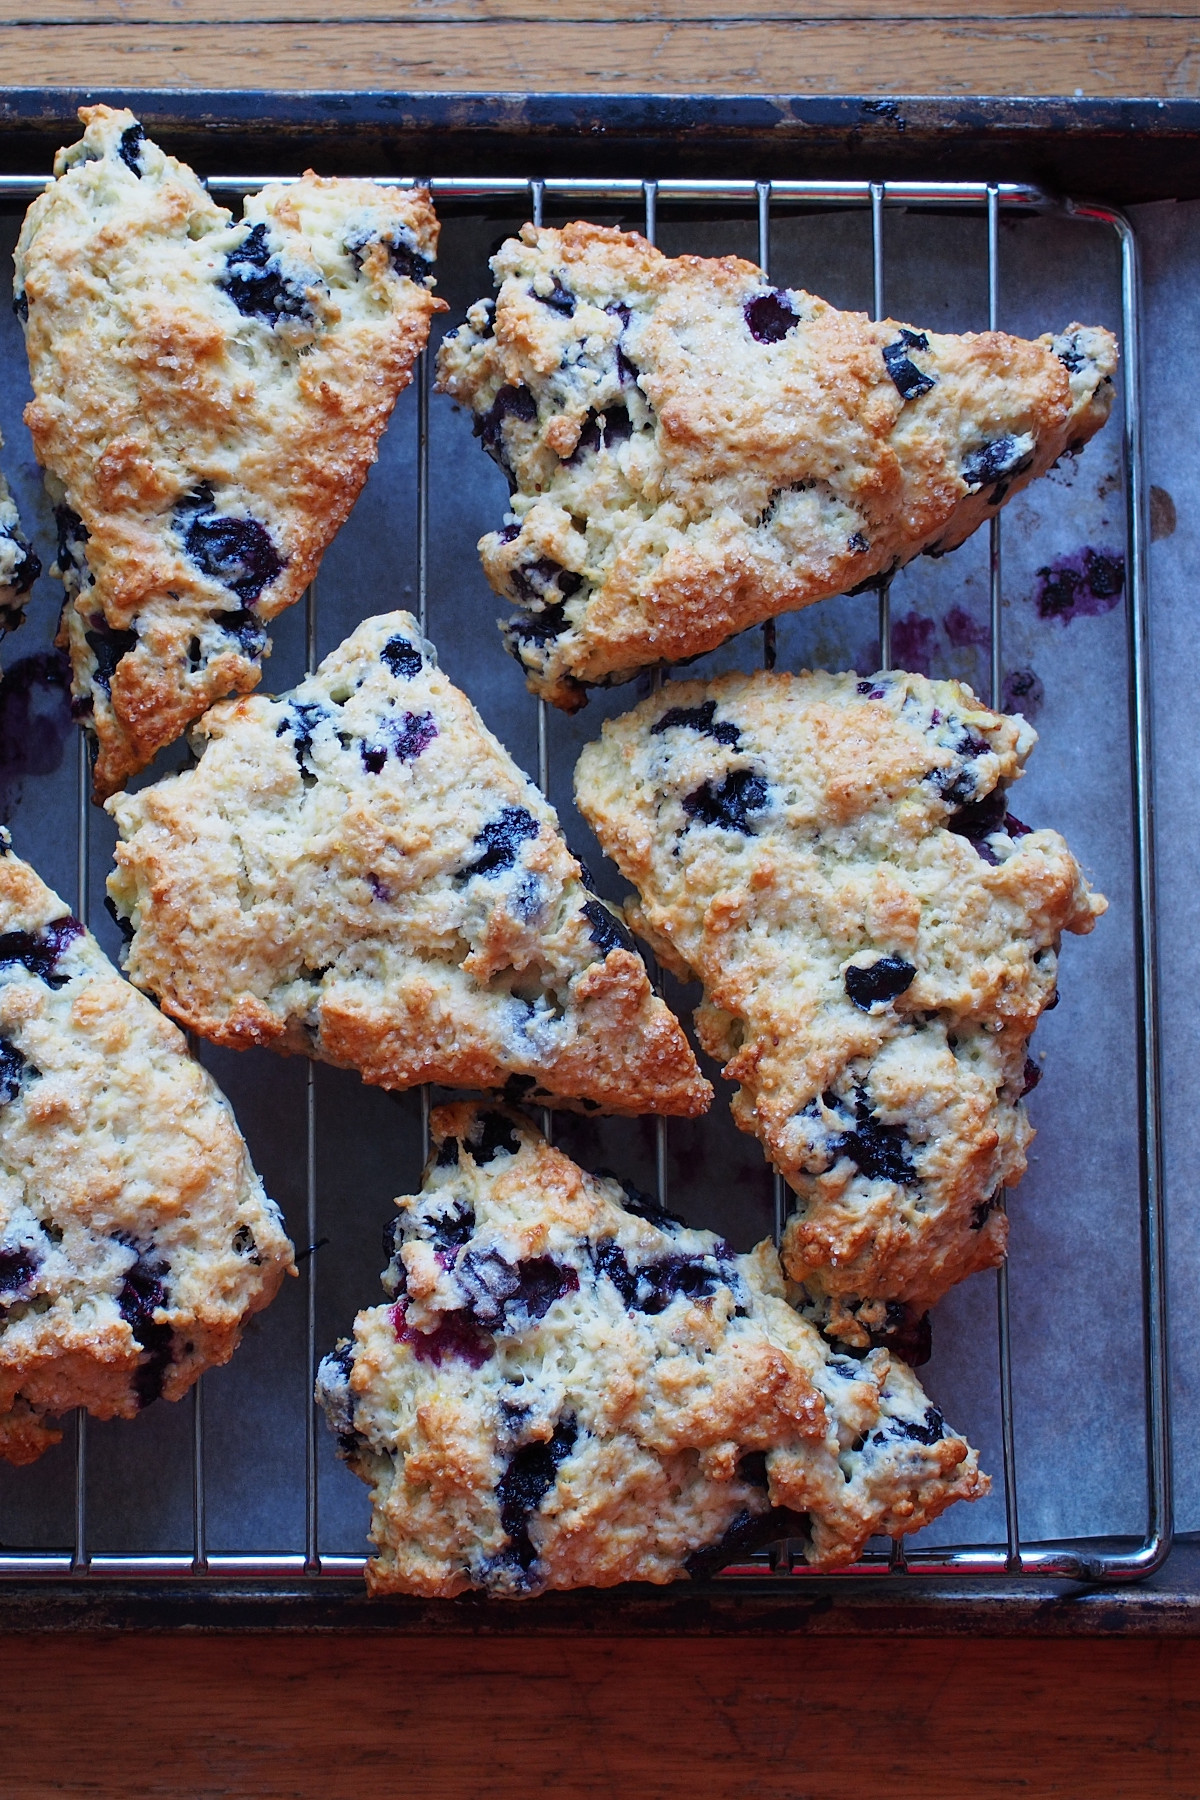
4,7,1198,1793
6,0,1200,99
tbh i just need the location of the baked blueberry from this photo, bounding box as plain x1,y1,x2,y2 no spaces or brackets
381,637,423,679
744,290,801,344
845,957,917,1011
220,222,312,325
882,329,935,401
681,768,769,833
458,807,540,881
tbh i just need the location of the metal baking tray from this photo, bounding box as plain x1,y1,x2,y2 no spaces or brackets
0,91,1181,1630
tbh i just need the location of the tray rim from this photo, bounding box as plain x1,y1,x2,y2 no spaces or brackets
2,90,1200,202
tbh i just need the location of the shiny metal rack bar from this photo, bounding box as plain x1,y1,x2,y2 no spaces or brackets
0,171,1166,1589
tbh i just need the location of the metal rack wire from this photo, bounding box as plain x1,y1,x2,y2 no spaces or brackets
0,171,1168,1589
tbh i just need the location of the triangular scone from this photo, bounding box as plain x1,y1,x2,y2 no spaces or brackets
0,831,292,1464
0,443,41,636
106,611,710,1116
575,669,1105,1350
317,1104,986,1596
436,222,1117,709
15,105,445,799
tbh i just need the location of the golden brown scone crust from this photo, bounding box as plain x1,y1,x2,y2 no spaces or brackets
436,221,1117,708
574,667,1106,1345
106,610,709,1117
0,831,292,1463
15,105,445,798
317,1103,987,1596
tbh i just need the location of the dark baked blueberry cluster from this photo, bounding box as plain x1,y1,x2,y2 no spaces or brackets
744,290,801,345
0,1244,40,1301
277,700,327,775
0,917,84,990
681,768,769,834
455,1248,580,1329
178,485,285,606
876,1403,944,1447
581,897,635,958
456,806,540,882
117,123,145,177
883,329,936,401
845,956,916,1011
568,405,632,464
345,225,433,289
799,1086,917,1187
0,524,41,602
220,222,312,325
592,1239,739,1315
217,607,269,659
54,505,93,591
381,636,424,679
652,699,742,749
510,557,581,609
116,1247,173,1406
961,435,1033,503
534,275,577,317
476,385,537,479
0,1036,33,1106
684,1505,806,1579
921,718,994,810
83,615,138,693
839,1089,916,1185
494,1412,578,1574
948,786,1032,864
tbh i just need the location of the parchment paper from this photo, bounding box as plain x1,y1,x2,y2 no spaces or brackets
0,182,1187,1563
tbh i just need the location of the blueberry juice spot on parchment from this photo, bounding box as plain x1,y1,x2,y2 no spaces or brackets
1033,548,1125,624
0,652,73,799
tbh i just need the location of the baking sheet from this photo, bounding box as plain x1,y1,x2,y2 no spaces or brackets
0,181,1177,1565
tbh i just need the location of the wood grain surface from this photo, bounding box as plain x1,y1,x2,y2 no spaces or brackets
6,0,1200,97
1,1631,1196,1797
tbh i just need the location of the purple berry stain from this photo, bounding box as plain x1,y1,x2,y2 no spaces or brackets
1002,668,1044,720
889,611,937,676
943,605,990,651
1033,548,1124,623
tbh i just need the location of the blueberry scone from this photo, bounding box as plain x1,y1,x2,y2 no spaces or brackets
106,611,709,1116
0,831,292,1464
574,669,1106,1350
15,105,444,800
317,1103,986,1596
437,222,1117,709
0,444,41,636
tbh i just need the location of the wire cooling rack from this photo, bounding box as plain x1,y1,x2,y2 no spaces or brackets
0,171,1168,1591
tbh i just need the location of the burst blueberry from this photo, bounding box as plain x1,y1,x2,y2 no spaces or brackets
652,699,742,748
744,290,800,344
457,807,539,882
496,1412,578,1572
182,508,284,605
883,330,935,401
381,637,423,679
84,615,138,693
845,956,916,1011
118,123,145,176
0,1036,31,1105
0,917,84,989
220,222,311,324
681,769,768,834
582,898,635,958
